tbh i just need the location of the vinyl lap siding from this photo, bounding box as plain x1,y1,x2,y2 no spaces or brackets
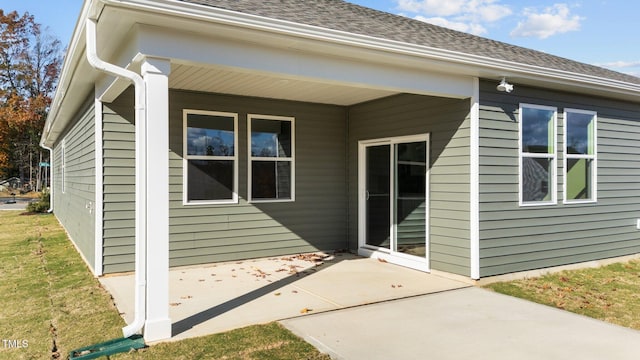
168,91,347,267
53,97,96,270
479,80,640,277
102,95,136,273
348,94,471,276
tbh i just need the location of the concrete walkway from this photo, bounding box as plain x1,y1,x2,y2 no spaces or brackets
281,287,640,360
100,252,469,341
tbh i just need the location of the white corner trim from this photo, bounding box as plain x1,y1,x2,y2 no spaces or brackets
94,97,104,277
470,77,480,280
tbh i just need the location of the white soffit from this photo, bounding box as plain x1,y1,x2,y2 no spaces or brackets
170,63,399,105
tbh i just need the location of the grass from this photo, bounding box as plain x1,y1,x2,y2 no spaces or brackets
485,260,640,330
0,211,330,360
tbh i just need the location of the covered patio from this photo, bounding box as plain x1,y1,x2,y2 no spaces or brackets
100,252,469,341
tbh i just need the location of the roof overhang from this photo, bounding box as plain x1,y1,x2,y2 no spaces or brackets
42,0,640,147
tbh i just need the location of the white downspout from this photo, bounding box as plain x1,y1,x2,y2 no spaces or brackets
39,144,54,213
85,17,148,338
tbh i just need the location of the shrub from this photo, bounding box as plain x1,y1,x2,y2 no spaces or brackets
26,190,50,213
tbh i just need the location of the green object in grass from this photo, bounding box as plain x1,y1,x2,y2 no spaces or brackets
69,335,145,359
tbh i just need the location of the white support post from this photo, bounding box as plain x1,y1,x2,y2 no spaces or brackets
141,57,172,342
470,77,480,280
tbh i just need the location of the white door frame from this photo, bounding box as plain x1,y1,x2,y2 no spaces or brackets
357,134,430,272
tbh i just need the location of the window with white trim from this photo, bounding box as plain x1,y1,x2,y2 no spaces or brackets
183,110,238,204
564,109,597,203
520,104,557,205
248,114,295,202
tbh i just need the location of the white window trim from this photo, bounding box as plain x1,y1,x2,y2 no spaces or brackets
563,108,597,204
519,103,558,207
182,109,239,205
61,139,66,194
357,133,431,272
247,114,295,203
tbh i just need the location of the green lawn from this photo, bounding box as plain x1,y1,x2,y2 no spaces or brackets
0,211,329,360
485,260,640,331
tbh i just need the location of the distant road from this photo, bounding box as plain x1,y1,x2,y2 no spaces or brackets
0,197,34,211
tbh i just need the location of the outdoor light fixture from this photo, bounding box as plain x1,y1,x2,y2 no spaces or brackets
496,78,514,93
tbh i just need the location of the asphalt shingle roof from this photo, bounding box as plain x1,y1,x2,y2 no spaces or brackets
178,0,640,85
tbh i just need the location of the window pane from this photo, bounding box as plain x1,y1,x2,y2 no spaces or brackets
567,158,593,200
522,157,552,202
566,112,594,155
187,160,233,201
251,161,291,200
276,162,292,198
187,114,235,156
522,107,555,153
251,119,292,157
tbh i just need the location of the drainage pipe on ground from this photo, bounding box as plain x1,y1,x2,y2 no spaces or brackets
85,17,148,339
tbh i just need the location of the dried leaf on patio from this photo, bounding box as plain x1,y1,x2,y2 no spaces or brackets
274,292,281,296
170,302,181,306
180,295,193,300
300,308,313,314
378,258,387,263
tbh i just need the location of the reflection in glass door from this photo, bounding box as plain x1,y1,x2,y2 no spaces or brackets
395,142,427,257
365,145,391,249
361,135,428,268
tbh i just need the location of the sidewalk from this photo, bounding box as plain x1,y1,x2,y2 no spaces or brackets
281,287,640,360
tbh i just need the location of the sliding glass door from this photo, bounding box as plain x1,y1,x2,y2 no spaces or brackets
360,135,429,270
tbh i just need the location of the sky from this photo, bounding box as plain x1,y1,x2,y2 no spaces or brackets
1,0,639,77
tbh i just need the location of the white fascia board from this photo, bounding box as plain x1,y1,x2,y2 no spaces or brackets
135,25,474,98
109,0,640,97
41,0,104,148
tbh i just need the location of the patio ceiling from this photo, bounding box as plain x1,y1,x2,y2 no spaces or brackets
170,63,400,106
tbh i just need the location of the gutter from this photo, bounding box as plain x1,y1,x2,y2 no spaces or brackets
85,16,148,339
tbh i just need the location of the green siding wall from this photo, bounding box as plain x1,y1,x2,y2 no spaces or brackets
53,97,96,270
169,91,348,267
103,89,348,272
102,94,136,274
348,94,472,276
479,79,640,277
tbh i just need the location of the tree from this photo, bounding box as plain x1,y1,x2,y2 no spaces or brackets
0,9,61,188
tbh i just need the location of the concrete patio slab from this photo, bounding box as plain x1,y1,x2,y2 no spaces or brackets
282,287,640,360
99,252,469,341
